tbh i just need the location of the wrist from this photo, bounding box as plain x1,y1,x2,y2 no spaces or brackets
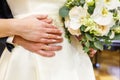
12,36,21,45
13,36,29,50
0,19,18,37
8,19,24,36
7,19,19,36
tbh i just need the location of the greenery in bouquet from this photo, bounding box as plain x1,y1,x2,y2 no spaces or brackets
59,0,120,54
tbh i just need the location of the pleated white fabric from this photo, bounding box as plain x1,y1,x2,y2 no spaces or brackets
0,0,96,80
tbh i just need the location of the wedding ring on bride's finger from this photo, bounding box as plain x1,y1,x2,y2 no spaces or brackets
46,34,51,38
43,45,49,51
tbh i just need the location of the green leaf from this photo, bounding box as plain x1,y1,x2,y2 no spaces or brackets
59,6,69,18
87,4,95,15
104,39,112,45
79,0,85,6
80,0,85,4
85,33,93,41
81,38,86,42
113,10,118,17
90,42,97,49
107,45,111,50
83,46,89,53
94,41,103,50
64,27,71,42
118,7,120,11
108,30,112,36
85,41,90,47
80,25,87,31
113,34,120,40
111,25,119,29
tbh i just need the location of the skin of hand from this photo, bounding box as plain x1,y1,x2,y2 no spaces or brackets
12,15,63,57
13,36,63,57
0,19,15,37
89,48,97,57
11,15,63,43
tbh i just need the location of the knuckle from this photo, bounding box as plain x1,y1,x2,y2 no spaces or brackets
32,48,39,53
49,34,56,38
32,36,40,42
39,38,45,42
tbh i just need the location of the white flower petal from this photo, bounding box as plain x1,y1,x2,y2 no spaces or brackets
98,25,110,36
68,27,81,36
69,6,88,19
64,17,70,28
104,0,120,10
68,6,88,30
92,13,114,26
69,19,82,30
91,2,115,26
109,31,115,39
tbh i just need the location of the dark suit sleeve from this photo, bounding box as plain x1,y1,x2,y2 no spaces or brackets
0,37,7,56
0,0,14,57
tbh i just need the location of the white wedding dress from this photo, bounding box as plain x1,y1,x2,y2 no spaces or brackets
0,0,96,80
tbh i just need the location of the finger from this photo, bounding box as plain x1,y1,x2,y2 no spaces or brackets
44,34,62,40
35,14,48,20
91,50,97,54
39,38,63,44
42,45,62,51
42,22,58,28
37,50,55,57
41,18,53,24
43,28,62,35
89,50,97,57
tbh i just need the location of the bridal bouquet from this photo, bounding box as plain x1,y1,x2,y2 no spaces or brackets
59,0,120,54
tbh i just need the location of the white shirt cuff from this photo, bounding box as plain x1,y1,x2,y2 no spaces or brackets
6,36,14,44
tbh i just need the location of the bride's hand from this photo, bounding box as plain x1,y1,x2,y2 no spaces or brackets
12,15,63,43
13,36,62,57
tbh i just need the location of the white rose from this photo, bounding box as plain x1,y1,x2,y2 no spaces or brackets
69,6,88,30
103,0,120,10
68,27,81,36
97,25,111,36
91,2,115,26
69,18,81,30
64,17,81,36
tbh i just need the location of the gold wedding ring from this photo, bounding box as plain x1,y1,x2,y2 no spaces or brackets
47,34,51,38
44,46,48,50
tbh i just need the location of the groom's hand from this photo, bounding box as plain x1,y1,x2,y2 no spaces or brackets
89,48,97,57
12,15,63,43
13,36,62,57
